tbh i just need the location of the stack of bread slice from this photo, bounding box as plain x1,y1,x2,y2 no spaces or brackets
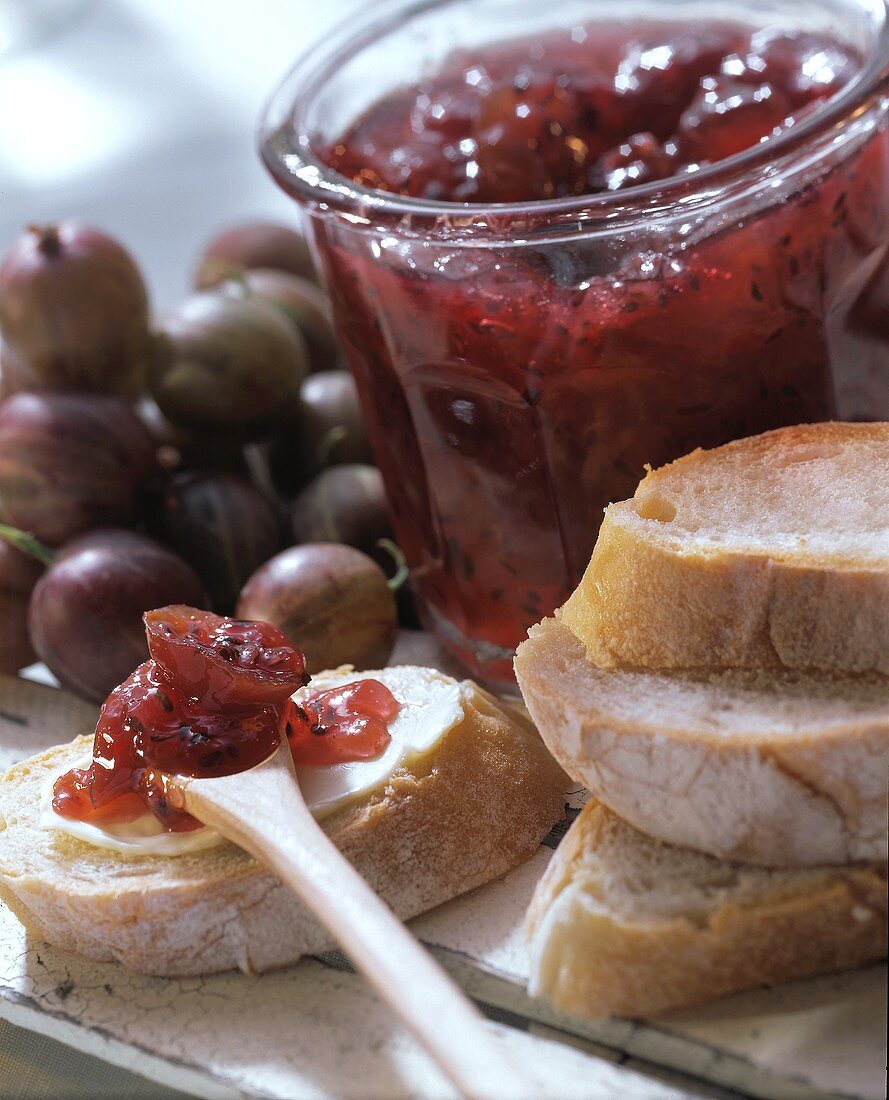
515,422,888,1018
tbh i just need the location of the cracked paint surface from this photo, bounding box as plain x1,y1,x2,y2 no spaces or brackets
0,898,690,1099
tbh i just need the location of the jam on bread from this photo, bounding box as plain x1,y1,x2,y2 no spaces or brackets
53,606,400,831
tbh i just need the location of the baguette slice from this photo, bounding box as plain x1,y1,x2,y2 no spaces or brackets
0,669,566,977
561,422,889,676
526,799,888,1019
515,618,889,867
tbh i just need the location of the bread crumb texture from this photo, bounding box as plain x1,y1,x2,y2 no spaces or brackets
561,422,889,674
526,801,888,1018
515,618,888,866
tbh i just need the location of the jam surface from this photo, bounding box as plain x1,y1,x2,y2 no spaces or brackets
288,679,400,767
322,22,859,202
287,19,887,682
53,606,400,831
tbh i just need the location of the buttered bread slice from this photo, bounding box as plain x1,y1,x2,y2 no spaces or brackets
526,799,887,1019
0,666,566,977
561,422,889,675
515,618,888,867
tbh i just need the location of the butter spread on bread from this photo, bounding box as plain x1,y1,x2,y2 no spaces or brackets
39,665,464,857
0,671,566,976
40,754,223,856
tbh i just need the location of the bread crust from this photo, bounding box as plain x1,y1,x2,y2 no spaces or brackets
561,422,889,676
0,680,566,977
515,618,889,867
526,801,888,1019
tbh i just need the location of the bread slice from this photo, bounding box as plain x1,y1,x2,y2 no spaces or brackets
515,618,889,867
560,422,889,676
526,799,888,1019
0,671,566,977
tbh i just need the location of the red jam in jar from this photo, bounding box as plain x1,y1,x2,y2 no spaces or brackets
265,16,889,683
323,24,859,201
53,606,400,832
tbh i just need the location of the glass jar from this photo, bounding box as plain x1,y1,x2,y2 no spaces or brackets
261,0,889,684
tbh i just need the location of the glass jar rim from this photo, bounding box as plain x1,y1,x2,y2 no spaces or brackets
260,0,889,238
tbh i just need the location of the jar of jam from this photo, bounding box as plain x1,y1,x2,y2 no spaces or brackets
262,1,889,684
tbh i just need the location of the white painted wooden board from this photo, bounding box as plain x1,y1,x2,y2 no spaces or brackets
0,906,693,1100
0,660,885,1100
413,852,888,1100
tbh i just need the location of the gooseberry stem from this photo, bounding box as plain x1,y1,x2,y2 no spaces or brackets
206,259,248,288
27,224,62,259
0,523,56,566
317,425,348,466
377,539,409,592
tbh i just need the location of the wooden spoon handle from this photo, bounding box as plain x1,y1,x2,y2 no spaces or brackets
181,747,534,1100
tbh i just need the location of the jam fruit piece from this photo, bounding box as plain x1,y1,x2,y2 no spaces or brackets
735,30,858,109
678,75,791,163
287,678,401,767
79,658,281,795
53,606,312,831
474,79,607,202
610,31,744,139
145,605,309,708
597,131,678,191
51,766,147,826
140,697,284,777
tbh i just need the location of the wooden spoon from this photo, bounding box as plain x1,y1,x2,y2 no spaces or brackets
169,738,534,1100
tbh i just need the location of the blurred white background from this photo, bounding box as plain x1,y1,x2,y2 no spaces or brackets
0,0,355,309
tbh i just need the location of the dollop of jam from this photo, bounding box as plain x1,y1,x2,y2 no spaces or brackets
321,22,859,202
52,606,400,832
287,679,401,767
